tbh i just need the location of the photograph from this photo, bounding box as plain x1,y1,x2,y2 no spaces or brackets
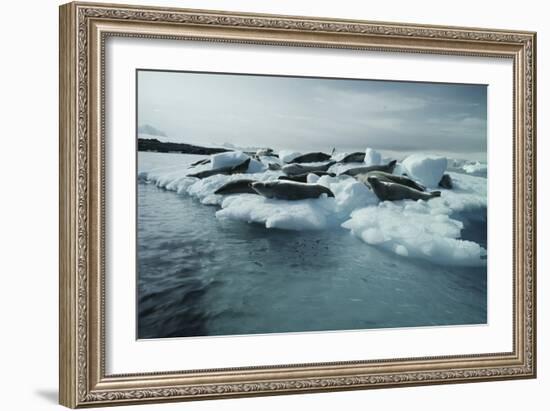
136,70,488,339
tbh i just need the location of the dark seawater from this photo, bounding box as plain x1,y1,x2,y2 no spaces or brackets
137,169,487,339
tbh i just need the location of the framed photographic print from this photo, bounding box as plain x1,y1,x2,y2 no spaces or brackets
59,2,537,408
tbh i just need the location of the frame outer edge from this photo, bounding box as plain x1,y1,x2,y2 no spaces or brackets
530,32,537,378
59,2,79,409
59,1,537,407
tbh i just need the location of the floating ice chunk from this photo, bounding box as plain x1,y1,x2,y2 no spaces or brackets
278,150,302,163
342,201,486,266
210,151,249,169
402,154,448,187
364,148,382,166
394,244,409,256
216,195,337,230
462,161,488,177
317,175,379,215
247,158,265,173
392,162,406,176
362,227,386,244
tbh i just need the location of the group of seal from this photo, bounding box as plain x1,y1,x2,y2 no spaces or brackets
192,150,450,203
214,178,335,200
335,160,443,202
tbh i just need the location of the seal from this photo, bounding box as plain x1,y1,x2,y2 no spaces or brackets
439,174,453,189
251,181,335,200
355,171,425,192
291,152,332,163
214,179,258,195
254,148,278,160
268,163,282,171
255,148,275,157
340,160,397,177
278,171,336,183
367,176,440,201
339,152,365,163
282,161,336,176
187,158,251,179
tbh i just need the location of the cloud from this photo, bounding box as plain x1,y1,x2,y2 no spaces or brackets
137,70,487,160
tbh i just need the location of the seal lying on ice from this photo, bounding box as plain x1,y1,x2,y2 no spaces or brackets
339,152,365,163
367,176,440,202
290,152,333,163
214,179,258,195
355,171,426,192
278,171,336,183
282,161,336,176
340,160,397,177
251,181,335,200
187,158,251,179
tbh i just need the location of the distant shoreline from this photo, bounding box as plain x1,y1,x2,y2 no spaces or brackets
138,138,229,155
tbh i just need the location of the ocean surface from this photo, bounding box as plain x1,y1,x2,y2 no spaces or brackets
137,152,487,339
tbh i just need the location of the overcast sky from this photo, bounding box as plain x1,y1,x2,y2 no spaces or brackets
137,70,487,160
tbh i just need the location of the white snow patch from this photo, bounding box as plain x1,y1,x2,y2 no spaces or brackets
439,171,487,212
331,151,348,162
246,158,266,173
463,161,488,176
316,175,379,216
392,162,407,176
364,148,382,166
210,151,248,169
402,154,448,187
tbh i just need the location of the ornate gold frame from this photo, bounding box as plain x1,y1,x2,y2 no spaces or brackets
59,1,537,408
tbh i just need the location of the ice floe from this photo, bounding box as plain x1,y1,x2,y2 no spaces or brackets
401,153,448,187
462,161,488,177
217,195,337,230
341,201,486,266
139,149,487,266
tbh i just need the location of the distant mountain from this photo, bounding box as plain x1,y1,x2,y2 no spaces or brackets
138,138,230,155
138,124,167,137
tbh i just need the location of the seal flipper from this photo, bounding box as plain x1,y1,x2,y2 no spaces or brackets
322,186,335,198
